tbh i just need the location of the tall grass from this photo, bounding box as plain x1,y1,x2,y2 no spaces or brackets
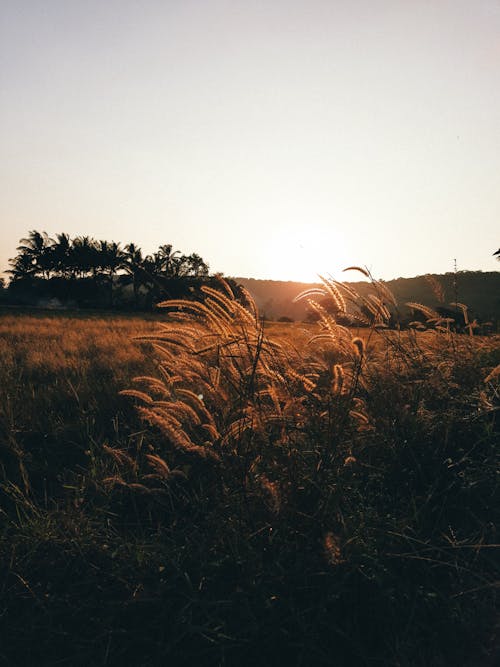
0,314,157,497
0,271,499,666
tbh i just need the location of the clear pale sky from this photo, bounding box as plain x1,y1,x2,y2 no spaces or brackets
1,0,499,282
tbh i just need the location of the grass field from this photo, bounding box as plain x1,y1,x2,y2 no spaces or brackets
0,279,499,666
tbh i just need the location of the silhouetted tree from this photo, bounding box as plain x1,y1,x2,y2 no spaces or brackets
52,233,73,278
12,230,54,280
140,252,166,304
97,240,124,306
178,252,209,277
123,243,145,308
156,244,181,276
70,236,99,278
7,251,37,282
6,230,213,309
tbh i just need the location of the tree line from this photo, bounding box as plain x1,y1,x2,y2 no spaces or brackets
3,230,233,310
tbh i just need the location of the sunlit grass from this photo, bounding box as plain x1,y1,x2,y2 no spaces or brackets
0,289,499,666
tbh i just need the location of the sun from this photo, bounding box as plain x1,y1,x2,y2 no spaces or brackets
264,228,351,283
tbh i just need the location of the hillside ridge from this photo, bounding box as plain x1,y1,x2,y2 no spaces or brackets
232,271,500,322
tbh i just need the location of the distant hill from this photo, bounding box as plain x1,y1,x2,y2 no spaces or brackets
234,271,500,324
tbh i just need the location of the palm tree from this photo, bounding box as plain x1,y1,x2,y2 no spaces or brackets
97,240,124,306
124,243,144,308
71,236,99,278
140,252,165,304
7,252,36,282
52,233,72,277
157,244,181,276
15,230,54,279
494,249,500,260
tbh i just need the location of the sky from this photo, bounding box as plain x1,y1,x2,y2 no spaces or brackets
1,0,500,283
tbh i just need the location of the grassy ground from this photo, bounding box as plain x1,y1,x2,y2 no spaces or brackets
0,300,499,666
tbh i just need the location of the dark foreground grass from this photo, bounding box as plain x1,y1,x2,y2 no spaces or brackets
0,307,499,666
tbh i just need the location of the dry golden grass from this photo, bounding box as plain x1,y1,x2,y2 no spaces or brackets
112,276,499,501
0,313,157,371
0,313,162,495
0,276,499,667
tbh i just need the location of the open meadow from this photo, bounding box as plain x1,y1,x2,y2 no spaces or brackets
3,1,500,663
0,278,499,666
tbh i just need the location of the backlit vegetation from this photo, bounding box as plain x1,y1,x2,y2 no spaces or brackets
0,272,499,666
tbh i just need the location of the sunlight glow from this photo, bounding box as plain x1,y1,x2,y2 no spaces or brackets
1,1,499,281
263,227,351,283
